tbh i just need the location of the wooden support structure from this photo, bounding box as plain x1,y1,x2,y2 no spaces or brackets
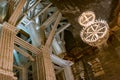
14,45,34,61
33,3,52,19
33,46,56,80
45,13,62,47
14,36,41,55
16,0,42,26
55,23,71,35
21,67,28,80
40,10,59,29
8,0,26,25
13,65,28,80
0,0,26,80
33,12,62,80
24,0,41,15
0,0,71,80
40,27,46,45
64,66,74,80
0,22,17,80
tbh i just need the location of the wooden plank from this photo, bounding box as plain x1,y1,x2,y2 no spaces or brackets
41,10,59,29
8,0,26,25
24,0,41,15
45,13,62,47
14,45,34,61
55,23,71,35
14,36,41,55
33,3,52,19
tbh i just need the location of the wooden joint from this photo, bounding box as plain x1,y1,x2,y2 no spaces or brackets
3,22,17,33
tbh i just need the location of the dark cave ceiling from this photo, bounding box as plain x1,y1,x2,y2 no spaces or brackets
50,0,119,50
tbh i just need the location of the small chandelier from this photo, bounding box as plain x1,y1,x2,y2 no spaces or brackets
78,11,109,47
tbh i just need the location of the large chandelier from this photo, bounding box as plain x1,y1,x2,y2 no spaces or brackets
78,11,109,47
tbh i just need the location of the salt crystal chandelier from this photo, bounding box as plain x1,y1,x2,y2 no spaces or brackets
78,11,109,47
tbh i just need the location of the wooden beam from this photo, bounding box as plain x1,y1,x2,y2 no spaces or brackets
8,0,26,25
16,0,41,26
13,65,28,80
54,65,62,70
45,13,62,47
33,3,52,19
13,65,23,70
33,46,56,80
0,22,17,80
7,0,15,20
24,0,41,15
14,36,41,55
64,66,74,80
41,10,59,29
56,69,64,75
55,23,71,35
40,27,46,45
14,45,34,61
